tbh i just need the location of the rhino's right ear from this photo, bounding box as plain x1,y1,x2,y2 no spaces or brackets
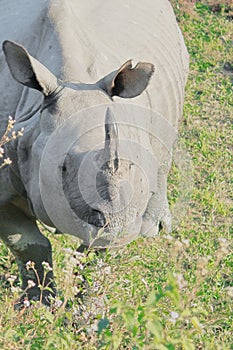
2,40,58,96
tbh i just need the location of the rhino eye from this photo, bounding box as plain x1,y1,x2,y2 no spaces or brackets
62,165,67,172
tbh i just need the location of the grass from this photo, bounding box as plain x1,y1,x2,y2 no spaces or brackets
0,2,232,349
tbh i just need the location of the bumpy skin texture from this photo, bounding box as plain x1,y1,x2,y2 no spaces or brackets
0,0,189,304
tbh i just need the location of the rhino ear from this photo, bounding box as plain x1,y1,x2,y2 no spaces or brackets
97,60,155,98
2,40,58,96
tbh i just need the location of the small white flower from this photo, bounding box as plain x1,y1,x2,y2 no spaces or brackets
54,298,63,308
11,131,17,139
27,280,36,288
18,127,24,136
169,311,179,322
74,251,85,258
42,261,52,271
3,157,12,165
8,116,15,125
11,286,21,293
7,275,17,283
26,261,35,270
97,259,104,268
104,266,111,275
78,263,84,270
23,299,30,308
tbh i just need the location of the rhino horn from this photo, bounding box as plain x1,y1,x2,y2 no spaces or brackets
104,108,119,172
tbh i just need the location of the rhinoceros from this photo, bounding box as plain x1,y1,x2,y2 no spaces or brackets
0,0,189,304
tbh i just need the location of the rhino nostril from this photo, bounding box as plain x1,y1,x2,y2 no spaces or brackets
88,209,106,227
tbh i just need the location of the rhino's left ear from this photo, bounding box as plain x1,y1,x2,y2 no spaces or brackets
97,60,155,98
2,40,58,96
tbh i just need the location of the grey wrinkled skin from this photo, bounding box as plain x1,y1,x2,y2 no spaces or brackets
0,0,189,304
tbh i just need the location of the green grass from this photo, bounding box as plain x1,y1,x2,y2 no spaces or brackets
0,2,232,349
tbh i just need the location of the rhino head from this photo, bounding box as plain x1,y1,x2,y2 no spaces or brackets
3,40,156,247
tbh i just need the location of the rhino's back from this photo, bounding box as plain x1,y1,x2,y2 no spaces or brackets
0,0,188,135
51,0,189,127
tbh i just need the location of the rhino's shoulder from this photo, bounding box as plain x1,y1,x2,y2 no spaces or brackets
0,0,50,45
